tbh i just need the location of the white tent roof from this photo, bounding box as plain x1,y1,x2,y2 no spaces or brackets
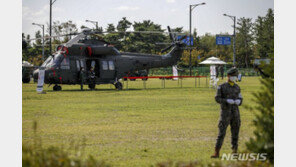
22,61,34,67
199,56,227,65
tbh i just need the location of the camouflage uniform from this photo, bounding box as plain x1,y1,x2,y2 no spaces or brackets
79,69,86,90
215,81,243,150
89,70,96,83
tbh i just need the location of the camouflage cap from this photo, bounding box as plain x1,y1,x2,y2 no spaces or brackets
227,67,238,76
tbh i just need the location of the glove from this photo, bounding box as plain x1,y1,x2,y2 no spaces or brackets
235,99,241,105
226,99,235,104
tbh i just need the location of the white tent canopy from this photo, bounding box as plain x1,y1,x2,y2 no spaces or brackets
199,56,227,65
22,61,34,67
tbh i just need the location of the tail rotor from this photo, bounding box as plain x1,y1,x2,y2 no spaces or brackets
161,26,187,53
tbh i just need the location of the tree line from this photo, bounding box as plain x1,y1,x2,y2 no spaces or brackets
22,9,273,68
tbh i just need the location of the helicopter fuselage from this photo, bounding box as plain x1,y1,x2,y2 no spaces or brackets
34,43,184,87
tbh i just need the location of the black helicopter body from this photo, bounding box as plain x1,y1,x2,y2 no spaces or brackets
33,28,186,90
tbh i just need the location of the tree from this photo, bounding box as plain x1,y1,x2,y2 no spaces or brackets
122,20,166,53
245,9,274,163
60,20,78,43
106,24,115,32
80,25,88,30
246,58,274,163
116,17,132,32
26,34,31,46
34,30,42,46
254,9,274,58
116,17,132,40
50,20,78,44
236,17,254,68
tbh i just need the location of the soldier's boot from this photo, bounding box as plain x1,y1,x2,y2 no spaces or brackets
210,148,220,158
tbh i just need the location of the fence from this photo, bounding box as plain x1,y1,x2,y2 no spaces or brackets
122,76,209,90
149,67,260,77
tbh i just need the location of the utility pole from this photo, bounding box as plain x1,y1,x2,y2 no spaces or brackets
233,16,236,66
223,14,236,66
189,5,192,76
189,2,205,76
32,23,45,61
49,0,57,54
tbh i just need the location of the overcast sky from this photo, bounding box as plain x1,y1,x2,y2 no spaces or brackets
22,0,273,37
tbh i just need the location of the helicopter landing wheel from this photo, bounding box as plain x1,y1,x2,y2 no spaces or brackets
22,77,30,83
114,82,123,90
53,85,62,91
88,83,96,90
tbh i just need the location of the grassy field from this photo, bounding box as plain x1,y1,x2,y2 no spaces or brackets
22,77,261,166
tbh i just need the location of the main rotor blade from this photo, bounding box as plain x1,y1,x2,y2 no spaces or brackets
155,42,173,45
92,30,186,35
161,43,174,53
167,26,175,42
65,33,86,47
29,32,79,41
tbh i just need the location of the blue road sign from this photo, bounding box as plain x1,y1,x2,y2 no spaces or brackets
177,36,193,46
216,36,231,45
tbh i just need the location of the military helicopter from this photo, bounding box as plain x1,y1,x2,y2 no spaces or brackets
32,26,187,91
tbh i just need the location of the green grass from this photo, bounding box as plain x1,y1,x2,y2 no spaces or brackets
23,77,261,167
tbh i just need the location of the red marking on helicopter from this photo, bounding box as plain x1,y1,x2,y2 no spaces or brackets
86,47,92,56
64,47,69,54
51,68,56,77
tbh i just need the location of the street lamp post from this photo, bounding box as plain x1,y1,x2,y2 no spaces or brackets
49,0,57,54
32,23,45,61
223,14,236,66
86,19,98,30
189,2,205,76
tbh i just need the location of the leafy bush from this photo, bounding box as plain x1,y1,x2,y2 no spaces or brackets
23,122,110,167
156,160,273,167
23,145,109,167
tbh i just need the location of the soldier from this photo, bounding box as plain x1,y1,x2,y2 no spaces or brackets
211,67,243,158
219,65,224,80
216,66,219,78
89,67,96,90
79,67,86,91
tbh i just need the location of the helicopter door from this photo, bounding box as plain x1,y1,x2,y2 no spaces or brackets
86,59,100,78
91,60,100,78
100,60,115,81
59,57,72,83
91,60,96,69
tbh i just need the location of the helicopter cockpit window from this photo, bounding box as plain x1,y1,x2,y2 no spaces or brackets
52,53,64,68
41,56,53,68
80,60,85,68
102,61,108,70
76,60,80,71
60,57,70,69
108,61,115,70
